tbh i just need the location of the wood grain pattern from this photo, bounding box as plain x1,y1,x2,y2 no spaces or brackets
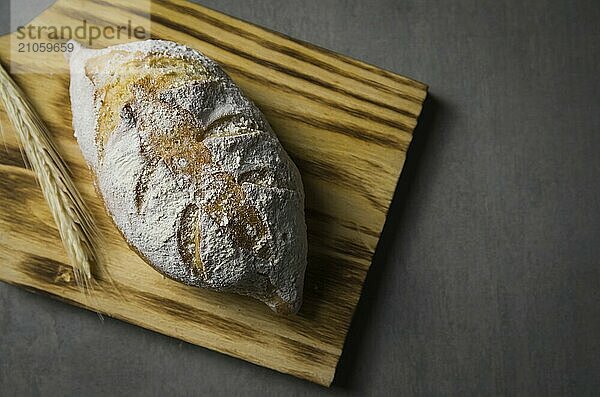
0,0,426,386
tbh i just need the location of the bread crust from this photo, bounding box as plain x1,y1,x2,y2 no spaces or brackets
68,40,307,314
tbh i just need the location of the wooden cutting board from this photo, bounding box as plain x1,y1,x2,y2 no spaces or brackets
0,0,427,386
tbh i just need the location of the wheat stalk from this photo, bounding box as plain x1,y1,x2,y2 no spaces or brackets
0,62,98,290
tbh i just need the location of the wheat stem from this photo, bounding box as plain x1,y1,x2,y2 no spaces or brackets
0,62,98,290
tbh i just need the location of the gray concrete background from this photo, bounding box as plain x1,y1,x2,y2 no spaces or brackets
1,0,599,395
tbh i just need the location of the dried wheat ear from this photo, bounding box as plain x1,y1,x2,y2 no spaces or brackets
68,40,307,314
0,62,98,290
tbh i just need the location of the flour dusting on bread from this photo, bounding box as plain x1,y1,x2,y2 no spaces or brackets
68,40,307,314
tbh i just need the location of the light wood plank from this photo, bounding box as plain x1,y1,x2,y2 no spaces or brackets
0,0,427,386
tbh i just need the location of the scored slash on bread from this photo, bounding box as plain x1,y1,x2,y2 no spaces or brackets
67,39,308,314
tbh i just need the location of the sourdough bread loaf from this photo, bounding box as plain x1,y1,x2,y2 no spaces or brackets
68,40,307,314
